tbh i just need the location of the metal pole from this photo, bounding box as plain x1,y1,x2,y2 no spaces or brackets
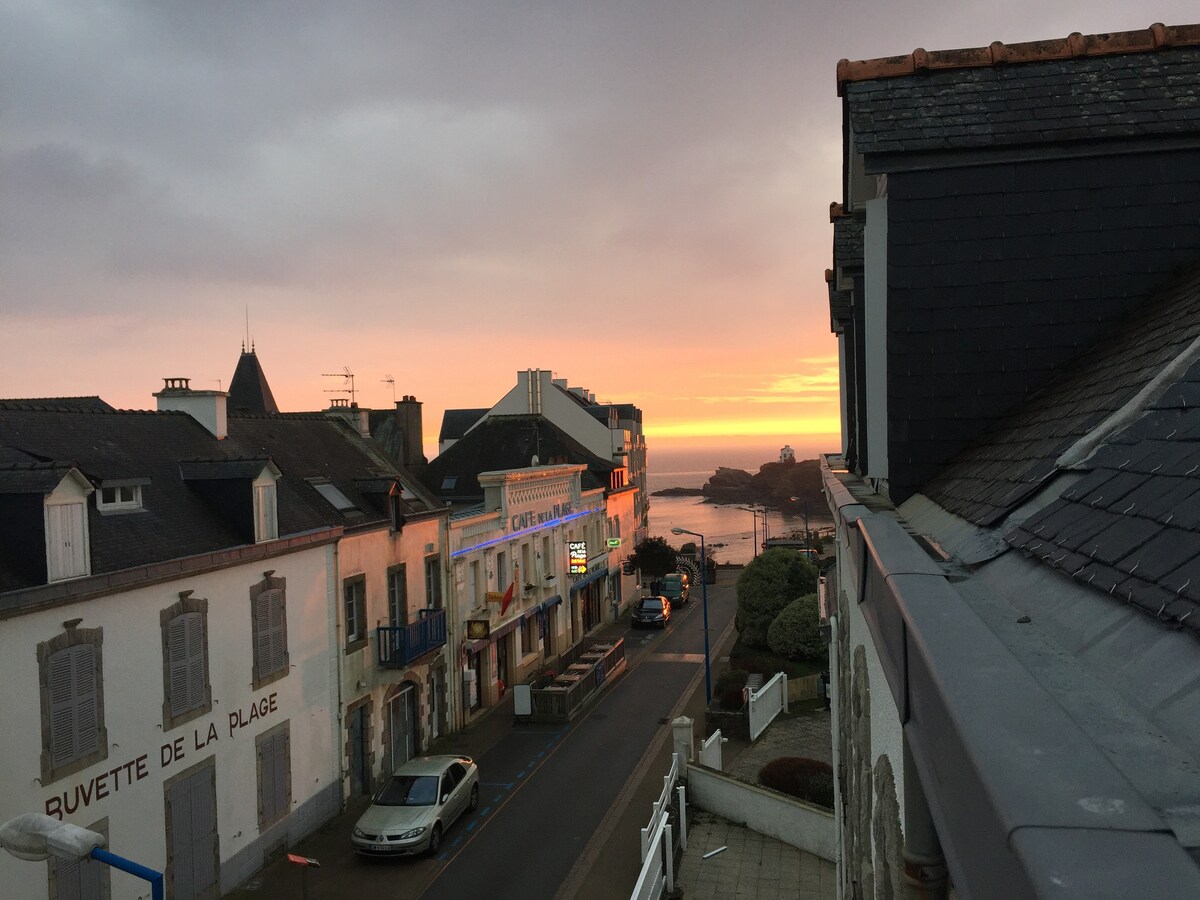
700,535,711,705
804,499,810,551
751,511,758,558
90,848,164,900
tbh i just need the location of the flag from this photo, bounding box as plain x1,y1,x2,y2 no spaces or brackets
500,580,515,616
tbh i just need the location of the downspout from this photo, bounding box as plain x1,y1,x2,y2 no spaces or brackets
903,736,948,899
828,612,845,900
330,541,347,805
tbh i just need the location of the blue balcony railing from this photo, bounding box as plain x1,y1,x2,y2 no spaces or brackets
377,608,447,668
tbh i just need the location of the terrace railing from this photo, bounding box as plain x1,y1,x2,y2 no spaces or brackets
377,608,447,669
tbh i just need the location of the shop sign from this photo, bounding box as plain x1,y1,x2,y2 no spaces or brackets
569,540,588,575
467,620,491,640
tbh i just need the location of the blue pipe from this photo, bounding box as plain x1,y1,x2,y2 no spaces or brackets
90,847,164,900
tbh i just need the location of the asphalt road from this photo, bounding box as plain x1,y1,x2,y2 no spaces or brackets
418,580,737,899
229,578,738,900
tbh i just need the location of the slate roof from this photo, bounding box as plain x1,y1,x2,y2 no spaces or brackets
0,463,81,494
0,397,116,412
0,409,264,583
227,349,280,415
1005,357,1200,635
438,408,488,444
840,26,1200,157
833,216,864,267
914,264,1200,634
924,265,1200,526
228,414,442,527
421,414,614,503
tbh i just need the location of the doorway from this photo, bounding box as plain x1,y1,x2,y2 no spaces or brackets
386,685,417,774
348,704,371,796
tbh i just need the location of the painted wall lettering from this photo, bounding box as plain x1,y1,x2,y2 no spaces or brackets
45,755,149,820
228,691,278,737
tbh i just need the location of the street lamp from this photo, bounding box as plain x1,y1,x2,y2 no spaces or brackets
740,507,766,558
671,527,711,705
789,496,810,552
0,814,163,900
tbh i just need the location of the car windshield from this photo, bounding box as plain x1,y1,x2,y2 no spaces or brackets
638,599,663,610
374,774,439,806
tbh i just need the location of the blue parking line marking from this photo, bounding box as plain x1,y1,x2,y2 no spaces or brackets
516,769,526,779
479,806,491,816
481,781,514,788
466,819,477,831
537,750,545,758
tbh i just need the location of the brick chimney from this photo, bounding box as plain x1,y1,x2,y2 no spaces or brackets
155,377,227,438
325,398,370,437
395,395,426,468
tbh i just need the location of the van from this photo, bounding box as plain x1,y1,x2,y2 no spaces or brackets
660,572,690,607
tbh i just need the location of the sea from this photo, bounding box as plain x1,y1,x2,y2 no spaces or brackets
645,442,836,566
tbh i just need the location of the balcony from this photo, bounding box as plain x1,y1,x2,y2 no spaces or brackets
377,608,447,668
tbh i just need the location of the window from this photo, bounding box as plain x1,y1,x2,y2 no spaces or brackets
253,479,278,542
520,543,532,590
469,561,481,608
96,484,142,512
161,592,211,730
424,555,442,609
344,575,367,648
38,627,107,783
387,564,407,627
496,551,507,594
250,573,289,689
520,615,538,657
256,722,291,831
49,817,109,900
541,536,553,579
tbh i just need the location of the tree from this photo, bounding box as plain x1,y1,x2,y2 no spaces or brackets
629,536,678,579
735,548,818,649
767,594,823,661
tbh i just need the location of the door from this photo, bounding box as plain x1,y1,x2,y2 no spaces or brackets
431,669,443,740
348,705,370,796
494,636,509,699
47,502,87,580
387,686,417,774
167,765,218,900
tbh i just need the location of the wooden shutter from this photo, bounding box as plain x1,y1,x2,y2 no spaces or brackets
55,851,104,900
258,730,290,826
169,766,217,900
169,612,206,717
255,588,286,680
49,645,97,766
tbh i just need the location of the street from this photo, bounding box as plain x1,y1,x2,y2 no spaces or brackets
231,577,737,900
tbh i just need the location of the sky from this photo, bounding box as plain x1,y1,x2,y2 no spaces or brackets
4,2,1196,458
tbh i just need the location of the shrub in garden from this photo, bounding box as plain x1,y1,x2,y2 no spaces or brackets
735,548,818,649
715,669,749,693
758,757,834,808
766,594,823,662
718,684,746,711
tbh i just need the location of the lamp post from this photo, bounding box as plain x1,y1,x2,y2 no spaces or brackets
740,507,766,558
671,527,711,705
0,814,164,900
789,496,811,552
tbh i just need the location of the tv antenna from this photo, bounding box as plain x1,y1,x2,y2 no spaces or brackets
382,374,395,404
322,367,356,405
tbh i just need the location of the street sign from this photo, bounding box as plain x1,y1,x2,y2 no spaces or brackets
607,538,622,548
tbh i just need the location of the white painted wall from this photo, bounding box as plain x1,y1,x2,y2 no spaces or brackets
0,543,337,899
490,369,612,460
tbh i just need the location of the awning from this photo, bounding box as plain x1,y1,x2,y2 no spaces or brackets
568,567,609,593
540,595,562,611
466,613,523,654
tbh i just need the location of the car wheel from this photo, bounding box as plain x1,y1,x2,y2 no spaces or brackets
469,783,479,811
427,823,443,856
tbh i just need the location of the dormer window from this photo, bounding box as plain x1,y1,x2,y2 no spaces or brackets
253,475,278,543
97,483,143,512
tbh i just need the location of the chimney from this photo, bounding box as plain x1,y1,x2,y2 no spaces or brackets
395,395,427,468
155,377,228,439
326,398,370,437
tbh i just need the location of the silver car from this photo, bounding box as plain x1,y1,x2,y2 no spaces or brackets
351,755,480,857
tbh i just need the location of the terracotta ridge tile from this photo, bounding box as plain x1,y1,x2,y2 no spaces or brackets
837,22,1200,96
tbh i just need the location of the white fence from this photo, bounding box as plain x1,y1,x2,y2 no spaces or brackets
631,753,687,900
748,672,788,741
698,728,725,770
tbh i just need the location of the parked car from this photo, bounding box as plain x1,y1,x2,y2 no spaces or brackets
351,755,479,857
660,572,690,607
631,595,671,628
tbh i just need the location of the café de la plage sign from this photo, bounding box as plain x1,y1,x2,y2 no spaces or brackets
569,540,588,575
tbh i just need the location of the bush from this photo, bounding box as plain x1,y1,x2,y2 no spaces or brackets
758,757,834,808
718,684,746,711
735,548,818,649
714,669,749,693
766,594,823,662
729,639,820,680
